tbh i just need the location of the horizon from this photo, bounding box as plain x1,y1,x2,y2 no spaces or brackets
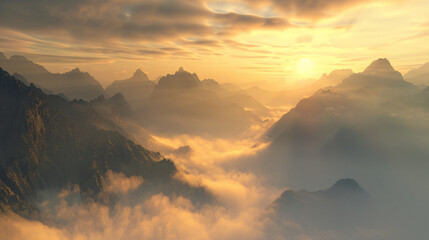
1,1,429,240
0,0,428,87
0,50,424,89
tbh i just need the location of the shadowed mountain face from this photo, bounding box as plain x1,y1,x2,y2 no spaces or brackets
105,69,156,109
0,68,210,215
0,53,104,101
139,68,261,137
240,59,429,239
259,60,427,186
273,179,370,230
269,179,374,239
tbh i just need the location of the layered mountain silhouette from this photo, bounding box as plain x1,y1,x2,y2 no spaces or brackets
0,68,209,215
0,52,104,100
336,58,417,101
246,59,429,207
105,69,156,109
138,68,261,137
201,78,269,117
245,69,353,107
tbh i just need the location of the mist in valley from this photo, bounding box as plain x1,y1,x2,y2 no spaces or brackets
1,0,429,239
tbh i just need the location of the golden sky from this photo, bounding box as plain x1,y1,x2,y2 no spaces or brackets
0,0,428,87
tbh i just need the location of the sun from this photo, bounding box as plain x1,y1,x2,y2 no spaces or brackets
297,58,315,76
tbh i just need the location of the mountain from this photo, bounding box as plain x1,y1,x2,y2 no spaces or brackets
337,58,417,101
52,68,105,101
312,69,354,88
105,69,156,109
0,54,50,75
0,68,209,215
90,93,174,153
266,89,360,141
248,58,429,199
404,62,429,86
271,179,371,236
0,52,104,101
245,69,353,107
201,78,269,117
154,66,201,90
138,68,261,137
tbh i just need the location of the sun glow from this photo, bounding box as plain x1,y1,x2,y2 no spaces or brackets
297,58,315,76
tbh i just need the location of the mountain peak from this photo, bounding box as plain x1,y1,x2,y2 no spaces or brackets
364,58,395,74
178,66,185,72
329,178,364,193
0,52,7,61
156,68,201,90
70,67,81,73
9,55,29,61
131,68,149,81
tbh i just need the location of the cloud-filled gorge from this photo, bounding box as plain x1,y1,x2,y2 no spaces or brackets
1,1,429,240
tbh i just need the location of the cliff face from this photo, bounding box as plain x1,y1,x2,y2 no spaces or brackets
0,68,208,215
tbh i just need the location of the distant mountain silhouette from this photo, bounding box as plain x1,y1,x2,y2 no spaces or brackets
248,58,429,201
404,62,429,86
105,69,156,109
0,54,50,75
139,67,260,137
154,67,201,91
313,69,354,88
201,78,269,117
0,68,209,215
272,178,370,233
245,69,353,107
337,58,417,100
0,52,104,100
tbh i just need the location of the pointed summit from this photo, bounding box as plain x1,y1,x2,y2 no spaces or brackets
364,58,396,74
131,68,149,81
0,52,7,61
178,66,185,72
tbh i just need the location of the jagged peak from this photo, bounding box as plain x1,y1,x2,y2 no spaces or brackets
202,79,219,86
70,67,81,73
364,58,396,74
9,55,29,61
131,68,149,81
178,66,185,72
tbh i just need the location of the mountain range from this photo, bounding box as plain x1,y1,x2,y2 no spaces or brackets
0,68,210,216
0,53,104,101
137,67,262,137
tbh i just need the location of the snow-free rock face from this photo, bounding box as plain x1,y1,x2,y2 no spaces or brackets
0,68,210,215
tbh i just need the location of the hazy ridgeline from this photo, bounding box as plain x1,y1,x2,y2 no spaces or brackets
1,54,429,240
